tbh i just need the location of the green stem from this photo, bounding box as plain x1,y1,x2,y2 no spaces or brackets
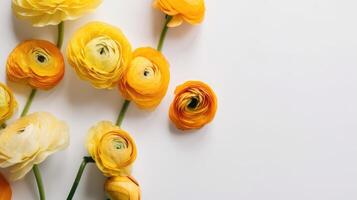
20,89,37,117
116,100,131,127
157,15,173,51
20,89,43,199
57,22,64,49
66,157,95,200
33,165,45,200
113,16,173,127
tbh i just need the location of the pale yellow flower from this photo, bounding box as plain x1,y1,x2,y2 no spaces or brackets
0,83,17,125
12,0,102,27
105,176,141,200
67,22,132,89
153,0,205,27
0,112,69,180
86,121,137,177
118,47,170,109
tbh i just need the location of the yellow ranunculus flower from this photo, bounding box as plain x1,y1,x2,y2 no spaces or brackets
0,83,17,125
169,81,217,130
153,0,205,27
67,22,132,89
0,172,12,200
0,112,69,181
119,47,170,109
12,0,102,27
86,121,137,177
7,40,65,90
105,176,141,200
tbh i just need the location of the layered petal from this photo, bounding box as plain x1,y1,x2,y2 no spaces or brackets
105,176,141,200
6,40,65,90
0,112,69,180
169,81,217,130
67,22,132,89
119,47,170,109
0,83,17,124
153,0,205,27
12,0,102,27
86,121,137,177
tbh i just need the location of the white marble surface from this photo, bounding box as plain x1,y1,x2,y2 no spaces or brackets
1,0,357,199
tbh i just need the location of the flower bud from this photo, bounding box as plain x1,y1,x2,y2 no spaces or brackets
105,176,141,200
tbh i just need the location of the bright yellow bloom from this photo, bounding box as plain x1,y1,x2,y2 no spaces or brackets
0,83,17,125
105,176,141,200
119,47,170,109
0,112,69,180
86,121,137,177
169,81,217,130
153,0,205,27
12,0,102,27
0,173,12,200
67,22,132,89
7,40,65,90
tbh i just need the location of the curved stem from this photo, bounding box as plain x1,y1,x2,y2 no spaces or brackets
116,100,131,127
113,16,173,128
33,165,45,200
20,89,37,117
66,157,94,200
57,22,64,49
157,15,173,51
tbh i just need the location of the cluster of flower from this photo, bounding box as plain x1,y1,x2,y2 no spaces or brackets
0,0,217,199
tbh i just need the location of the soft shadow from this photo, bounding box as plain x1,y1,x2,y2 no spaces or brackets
168,120,198,135
124,103,155,123
64,68,121,113
19,171,38,200
84,164,106,198
11,14,55,42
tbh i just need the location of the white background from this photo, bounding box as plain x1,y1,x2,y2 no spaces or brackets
1,0,357,199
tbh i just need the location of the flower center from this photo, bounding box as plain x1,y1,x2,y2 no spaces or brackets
113,139,127,150
188,97,199,109
143,69,150,77
85,36,121,73
32,49,49,65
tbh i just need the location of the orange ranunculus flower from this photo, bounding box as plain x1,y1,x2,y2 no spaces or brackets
0,83,17,125
169,81,217,130
6,40,65,90
118,47,170,109
0,173,12,200
153,0,205,27
105,176,141,200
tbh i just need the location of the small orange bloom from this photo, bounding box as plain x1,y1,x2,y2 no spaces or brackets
153,0,205,27
0,173,12,200
119,47,170,109
7,40,65,90
169,81,217,130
